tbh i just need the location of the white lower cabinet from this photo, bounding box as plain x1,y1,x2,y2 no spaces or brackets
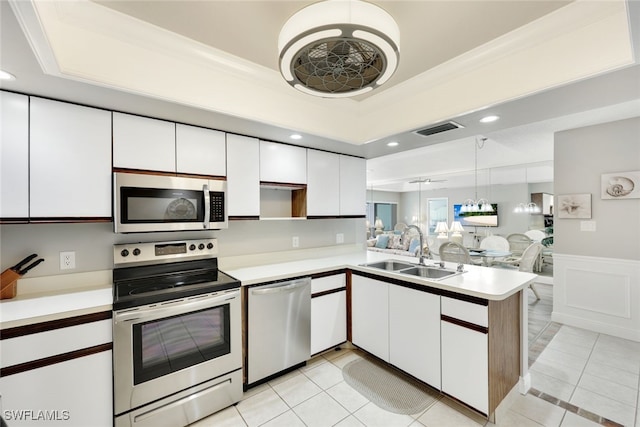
311,291,346,355
311,275,346,355
389,286,441,388
0,350,113,427
441,297,489,414
351,275,389,362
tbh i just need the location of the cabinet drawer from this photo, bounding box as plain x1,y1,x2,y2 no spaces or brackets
311,274,345,294
1,319,112,368
441,297,488,327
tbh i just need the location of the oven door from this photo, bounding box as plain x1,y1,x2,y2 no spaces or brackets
114,172,227,233
113,289,241,416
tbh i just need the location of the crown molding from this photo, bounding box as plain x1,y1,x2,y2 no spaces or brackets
10,0,636,146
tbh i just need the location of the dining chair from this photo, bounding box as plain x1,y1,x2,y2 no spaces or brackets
518,242,544,300
506,233,532,257
439,241,472,264
477,235,510,266
479,235,510,251
524,229,546,242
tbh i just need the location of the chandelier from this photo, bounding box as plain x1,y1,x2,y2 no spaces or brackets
460,137,494,213
513,167,540,214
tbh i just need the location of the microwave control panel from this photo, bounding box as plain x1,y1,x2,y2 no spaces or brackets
210,192,225,222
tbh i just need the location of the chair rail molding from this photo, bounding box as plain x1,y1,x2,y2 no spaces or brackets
552,253,640,342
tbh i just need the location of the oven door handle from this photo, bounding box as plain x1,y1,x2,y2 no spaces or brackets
115,291,238,323
203,184,210,229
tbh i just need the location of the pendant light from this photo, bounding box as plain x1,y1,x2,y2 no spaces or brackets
513,167,540,214
460,137,494,213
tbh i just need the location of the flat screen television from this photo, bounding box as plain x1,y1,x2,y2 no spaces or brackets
453,203,499,227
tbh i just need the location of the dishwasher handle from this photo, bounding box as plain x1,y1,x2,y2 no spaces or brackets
251,279,310,296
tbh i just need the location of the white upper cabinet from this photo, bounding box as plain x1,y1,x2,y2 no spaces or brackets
176,124,226,176
260,141,307,184
307,150,339,216
0,92,29,219
29,97,111,218
339,155,366,215
227,134,260,217
113,112,175,172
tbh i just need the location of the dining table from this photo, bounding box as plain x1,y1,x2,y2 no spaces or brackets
468,248,512,267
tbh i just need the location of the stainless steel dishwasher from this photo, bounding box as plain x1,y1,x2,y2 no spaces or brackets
247,277,311,385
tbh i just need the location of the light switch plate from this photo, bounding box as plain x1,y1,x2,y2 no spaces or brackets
580,220,596,231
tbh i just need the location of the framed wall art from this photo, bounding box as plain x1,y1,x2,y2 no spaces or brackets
601,171,640,199
557,193,591,219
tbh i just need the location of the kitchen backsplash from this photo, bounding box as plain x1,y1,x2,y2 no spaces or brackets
0,218,364,278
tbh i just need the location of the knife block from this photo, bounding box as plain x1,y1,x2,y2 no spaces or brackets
0,269,20,300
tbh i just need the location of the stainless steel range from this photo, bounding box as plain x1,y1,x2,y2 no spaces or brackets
112,239,242,427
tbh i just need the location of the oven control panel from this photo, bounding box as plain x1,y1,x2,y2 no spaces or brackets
114,238,218,265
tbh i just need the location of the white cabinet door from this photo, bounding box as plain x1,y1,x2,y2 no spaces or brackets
29,98,111,217
307,150,339,216
441,320,489,414
227,134,260,216
0,351,113,427
113,112,175,172
351,275,389,362
311,290,346,355
0,92,29,218
339,155,366,216
260,140,307,184
176,124,226,176
389,286,441,389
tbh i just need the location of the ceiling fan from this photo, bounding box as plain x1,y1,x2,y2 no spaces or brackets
408,178,447,184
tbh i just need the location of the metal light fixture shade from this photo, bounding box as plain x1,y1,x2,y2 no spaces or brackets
278,0,400,98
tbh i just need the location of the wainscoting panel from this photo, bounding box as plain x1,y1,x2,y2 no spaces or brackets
553,253,640,342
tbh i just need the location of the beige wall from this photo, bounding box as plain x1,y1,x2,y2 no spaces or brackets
554,117,640,261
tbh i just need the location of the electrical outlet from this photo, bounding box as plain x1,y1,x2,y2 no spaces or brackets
60,251,76,270
336,233,344,244
292,236,299,248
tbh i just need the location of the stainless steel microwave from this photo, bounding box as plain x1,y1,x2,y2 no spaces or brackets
114,172,228,233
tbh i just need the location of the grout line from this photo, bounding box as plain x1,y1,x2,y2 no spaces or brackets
529,387,624,427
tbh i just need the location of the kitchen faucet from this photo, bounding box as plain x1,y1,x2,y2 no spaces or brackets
403,225,427,266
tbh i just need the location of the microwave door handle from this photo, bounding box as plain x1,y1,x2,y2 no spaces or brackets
203,184,210,229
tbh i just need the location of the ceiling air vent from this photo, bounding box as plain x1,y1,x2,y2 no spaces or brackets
414,121,464,137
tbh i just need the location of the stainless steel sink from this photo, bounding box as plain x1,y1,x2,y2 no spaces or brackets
361,260,416,271
399,266,459,280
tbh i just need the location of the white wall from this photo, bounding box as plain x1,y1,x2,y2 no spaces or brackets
377,182,553,238
0,218,365,278
552,117,640,342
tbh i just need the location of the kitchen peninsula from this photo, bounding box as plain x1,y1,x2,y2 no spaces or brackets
224,247,536,422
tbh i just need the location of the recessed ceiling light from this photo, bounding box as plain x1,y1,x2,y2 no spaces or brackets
479,115,499,123
0,70,16,81
290,134,302,140
387,141,399,147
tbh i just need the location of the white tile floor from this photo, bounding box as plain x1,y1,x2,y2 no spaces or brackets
530,325,640,426
190,284,640,427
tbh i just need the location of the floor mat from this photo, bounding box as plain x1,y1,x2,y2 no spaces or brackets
342,357,440,415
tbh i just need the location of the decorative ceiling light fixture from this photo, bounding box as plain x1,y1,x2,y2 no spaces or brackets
513,167,541,214
278,0,400,98
460,136,494,213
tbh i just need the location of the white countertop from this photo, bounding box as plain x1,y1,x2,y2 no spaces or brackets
226,249,536,301
0,270,112,329
0,248,536,330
